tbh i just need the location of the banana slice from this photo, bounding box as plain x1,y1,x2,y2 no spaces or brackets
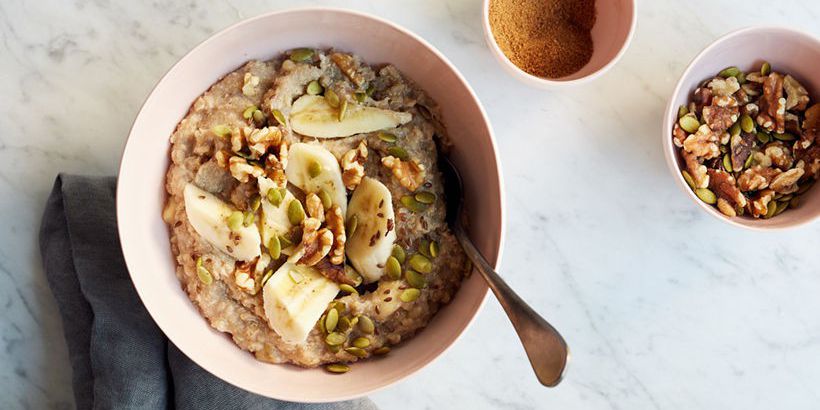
290,95,412,139
262,262,340,343
183,183,261,261
285,143,347,215
345,177,397,283
257,176,296,253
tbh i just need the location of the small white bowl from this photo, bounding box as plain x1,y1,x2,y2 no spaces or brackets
481,0,636,89
663,26,820,230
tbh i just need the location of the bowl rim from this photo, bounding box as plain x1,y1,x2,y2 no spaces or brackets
116,6,507,402
662,25,820,231
480,0,637,88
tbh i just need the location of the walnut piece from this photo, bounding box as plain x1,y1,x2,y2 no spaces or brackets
672,123,687,148
305,192,325,222
770,168,804,194
683,124,720,159
702,95,739,133
325,205,346,265
708,169,747,209
783,75,810,111
757,73,785,133
331,53,366,87
763,141,794,171
242,72,260,97
229,156,264,183
737,165,781,191
682,150,709,189
717,198,737,217
234,261,257,294
730,132,755,171
708,76,740,97
247,127,283,157
381,155,426,191
748,189,775,218
294,217,333,267
341,140,368,190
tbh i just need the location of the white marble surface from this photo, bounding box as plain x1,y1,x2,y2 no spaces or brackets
3,0,820,408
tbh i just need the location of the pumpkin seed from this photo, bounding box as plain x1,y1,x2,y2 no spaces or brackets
679,114,700,134
227,211,243,231
740,114,755,133
400,288,421,302
405,269,427,289
414,191,436,204
268,236,281,259
346,215,358,236
325,308,339,333
694,188,717,205
417,239,432,257
325,88,340,108
339,284,358,295
385,256,402,280
337,316,352,332
272,109,287,127
723,154,733,173
681,170,696,190
391,245,406,264
373,346,390,355
260,269,274,287
266,188,283,206
764,202,778,219
719,66,741,78
307,80,323,95
308,160,322,178
197,265,213,285
790,196,801,209
797,181,815,195
773,132,796,142
196,256,203,268
744,153,754,169
779,195,793,203
400,195,428,213
774,200,789,216
252,109,265,124
378,132,397,143
352,337,371,348
357,316,375,334
318,188,332,209
328,344,342,353
387,146,410,161
761,61,771,76
289,48,314,62
344,347,367,358
729,122,741,138
677,104,689,119
211,124,232,137
288,269,304,284
757,131,770,144
318,313,327,333
355,92,366,103
250,194,262,212
325,363,350,374
429,241,439,258
287,199,305,224
242,210,255,227
243,105,257,119
338,99,348,121
408,254,432,274
736,71,746,84
344,265,363,286
330,301,347,315
278,234,294,249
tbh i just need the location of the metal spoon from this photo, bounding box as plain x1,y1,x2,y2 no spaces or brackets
440,156,569,387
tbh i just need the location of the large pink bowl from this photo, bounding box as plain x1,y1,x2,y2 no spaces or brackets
117,8,504,402
663,26,820,230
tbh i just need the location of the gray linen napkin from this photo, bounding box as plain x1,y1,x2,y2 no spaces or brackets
39,174,378,410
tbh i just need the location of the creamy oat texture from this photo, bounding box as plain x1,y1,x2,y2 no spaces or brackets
163,49,470,367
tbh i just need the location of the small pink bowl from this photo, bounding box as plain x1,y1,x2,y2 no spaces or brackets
481,0,636,88
663,26,820,230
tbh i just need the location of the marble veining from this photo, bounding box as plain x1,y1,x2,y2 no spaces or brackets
2,0,820,409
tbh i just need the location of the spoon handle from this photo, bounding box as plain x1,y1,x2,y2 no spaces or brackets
453,225,570,387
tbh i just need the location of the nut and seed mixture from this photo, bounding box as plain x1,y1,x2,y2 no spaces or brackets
674,62,820,219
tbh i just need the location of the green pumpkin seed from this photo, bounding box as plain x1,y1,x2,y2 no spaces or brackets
339,284,358,295
328,344,342,353
387,146,410,160
757,131,771,144
729,122,741,138
252,109,265,124
400,288,421,303
417,239,432,257
211,124,232,138
355,92,366,103
250,194,262,212
289,48,314,62
797,182,814,195
679,114,700,134
338,99,348,122
307,160,323,178
325,363,350,374
790,196,801,209
719,66,741,78
272,109,287,127
307,80,323,95
337,316,352,332
373,346,390,355
761,61,771,76
744,153,754,169
723,154,733,173
344,265,363,287
318,313,327,333
227,211,243,231
405,269,427,289
287,199,306,225
391,245,406,264
267,188,283,206
242,210,255,227
260,269,274,287
414,191,436,204
429,241,439,258
764,202,778,219
268,236,281,259
773,132,796,141
774,200,789,216
197,265,213,285
278,234,294,249
677,104,689,119
344,347,367,358
740,114,755,133
378,132,397,143
325,308,339,333
694,188,717,205
352,337,371,348
318,188,332,209
385,256,402,280
330,301,347,315
736,71,746,84
346,215,358,236
681,170,696,190
325,88,340,108
400,195,428,213
357,316,375,334
243,105,257,119
408,254,432,274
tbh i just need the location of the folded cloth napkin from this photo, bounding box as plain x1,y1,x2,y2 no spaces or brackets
39,174,378,410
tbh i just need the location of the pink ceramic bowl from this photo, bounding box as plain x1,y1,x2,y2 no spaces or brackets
663,26,820,230
481,0,636,88
117,8,505,402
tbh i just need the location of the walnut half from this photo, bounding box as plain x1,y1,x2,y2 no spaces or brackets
381,155,426,191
